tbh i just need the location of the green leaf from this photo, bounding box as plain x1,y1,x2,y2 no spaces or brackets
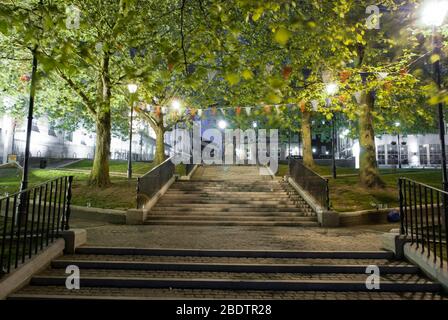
274,27,291,46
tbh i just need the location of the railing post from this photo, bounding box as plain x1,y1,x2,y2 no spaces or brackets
64,176,73,231
399,178,405,235
325,179,330,210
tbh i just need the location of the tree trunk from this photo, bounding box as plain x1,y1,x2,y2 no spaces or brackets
359,90,384,188
89,53,112,187
154,125,166,165
302,110,315,168
90,111,111,187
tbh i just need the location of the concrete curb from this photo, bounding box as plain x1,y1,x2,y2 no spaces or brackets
71,205,126,224
179,164,200,181
287,177,339,227
404,243,448,292
128,176,176,224
0,239,65,300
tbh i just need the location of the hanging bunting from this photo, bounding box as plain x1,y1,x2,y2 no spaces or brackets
338,95,347,104
321,70,332,83
264,105,272,114
265,64,274,74
377,72,389,80
207,70,217,81
299,100,306,113
399,68,408,77
236,106,242,116
190,108,197,117
383,81,392,92
245,107,251,116
282,66,293,80
339,70,351,83
354,91,362,104
311,100,319,112
155,106,161,116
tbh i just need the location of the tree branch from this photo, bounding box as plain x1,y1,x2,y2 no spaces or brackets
180,0,189,75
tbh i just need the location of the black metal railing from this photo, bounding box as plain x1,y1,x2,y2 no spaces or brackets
0,176,73,276
137,157,175,209
289,159,330,210
399,178,448,268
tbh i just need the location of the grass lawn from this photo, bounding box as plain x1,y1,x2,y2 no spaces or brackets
64,159,155,175
0,160,188,210
277,164,444,212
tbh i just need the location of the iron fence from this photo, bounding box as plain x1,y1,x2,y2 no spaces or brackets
0,176,73,276
137,157,175,209
399,178,448,268
289,159,330,210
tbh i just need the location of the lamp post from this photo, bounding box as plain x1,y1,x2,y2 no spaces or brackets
127,84,138,179
395,122,402,169
218,120,227,162
422,0,448,190
326,82,339,179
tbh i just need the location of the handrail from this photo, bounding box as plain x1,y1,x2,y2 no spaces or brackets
289,159,330,210
0,176,73,276
140,156,174,179
137,157,175,209
399,177,448,268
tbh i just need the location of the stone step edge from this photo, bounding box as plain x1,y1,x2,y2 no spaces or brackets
143,221,319,227
75,247,396,259
51,260,419,274
29,276,441,292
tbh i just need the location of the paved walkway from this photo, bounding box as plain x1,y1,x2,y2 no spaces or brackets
71,218,397,251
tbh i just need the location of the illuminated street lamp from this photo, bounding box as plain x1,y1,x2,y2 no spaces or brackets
422,0,448,190
127,84,138,179
218,120,228,130
171,99,182,111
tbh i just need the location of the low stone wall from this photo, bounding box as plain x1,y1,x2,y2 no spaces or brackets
338,208,393,227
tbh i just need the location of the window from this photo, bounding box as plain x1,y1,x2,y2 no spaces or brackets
48,125,57,137
429,144,441,165
377,145,385,165
419,145,428,165
387,144,398,165
65,132,73,142
400,145,408,165
31,120,39,132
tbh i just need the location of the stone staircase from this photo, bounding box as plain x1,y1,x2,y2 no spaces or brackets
9,246,445,300
144,165,317,227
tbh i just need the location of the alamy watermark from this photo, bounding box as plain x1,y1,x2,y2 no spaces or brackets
65,265,80,290
365,265,380,290
170,121,278,175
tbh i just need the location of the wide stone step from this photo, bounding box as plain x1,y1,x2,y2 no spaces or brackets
146,215,314,222
152,203,298,209
162,194,291,199
55,253,404,265
148,211,310,217
26,274,440,292
150,206,301,212
10,287,445,300
50,259,419,274
156,199,297,205
74,247,397,259
165,191,288,196
143,220,319,227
